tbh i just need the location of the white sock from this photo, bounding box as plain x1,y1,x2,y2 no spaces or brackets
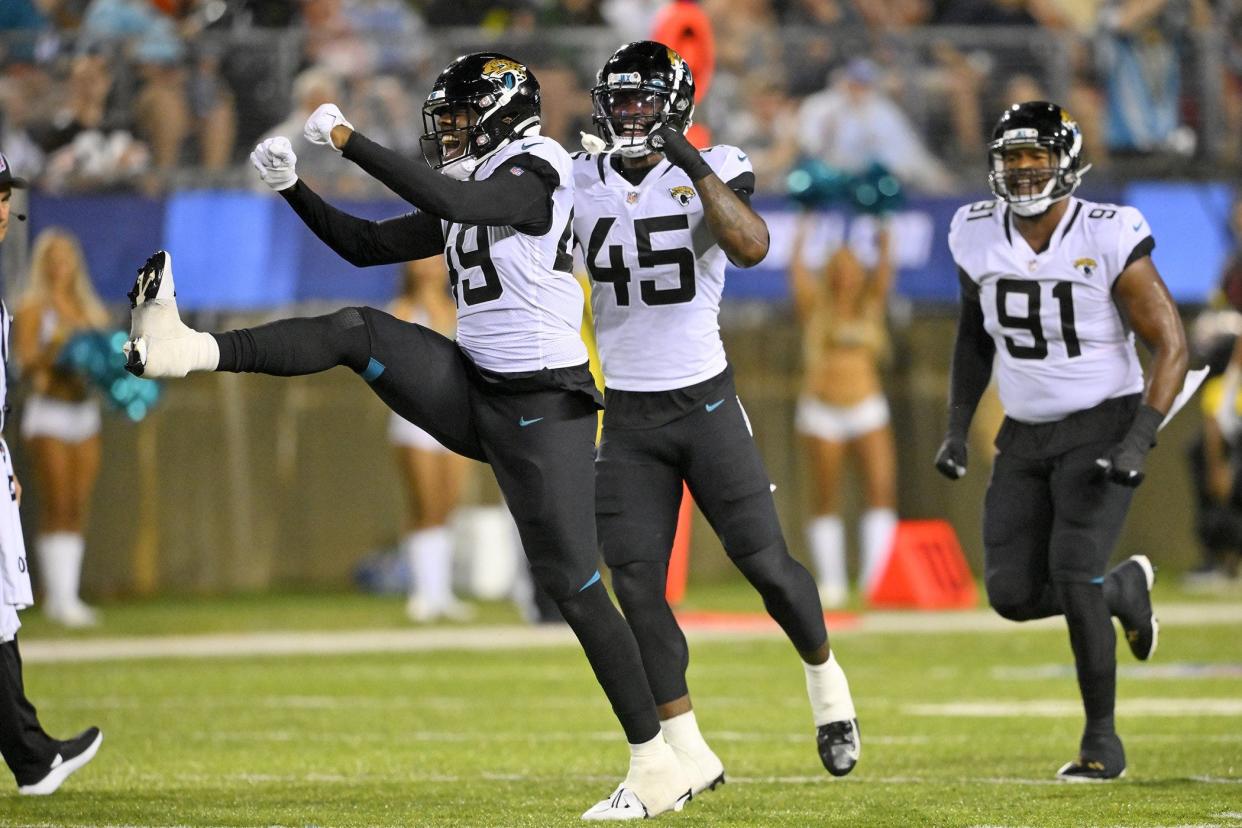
628,731,671,763
860,508,897,591
189,331,220,372
408,526,453,609
807,515,847,600
36,531,81,610
804,651,856,726
661,710,711,755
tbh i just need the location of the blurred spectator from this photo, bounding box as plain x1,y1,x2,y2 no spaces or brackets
1186,310,1242,589
31,52,150,192
0,0,54,66
1094,0,1212,155
13,228,111,627
712,72,800,191
530,64,591,148
931,0,1068,26
0,74,47,180
792,57,955,194
259,65,352,194
387,259,475,623
789,216,898,607
540,0,606,25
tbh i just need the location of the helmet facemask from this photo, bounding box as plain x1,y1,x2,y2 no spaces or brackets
987,131,1087,217
592,83,687,158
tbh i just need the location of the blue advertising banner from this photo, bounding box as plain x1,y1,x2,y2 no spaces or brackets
26,182,1229,311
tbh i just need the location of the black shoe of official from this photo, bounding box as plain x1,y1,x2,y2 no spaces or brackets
1107,555,1158,661
1055,732,1126,782
816,718,860,777
17,727,103,795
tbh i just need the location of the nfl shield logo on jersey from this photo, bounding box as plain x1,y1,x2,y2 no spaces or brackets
670,185,696,206
626,191,639,204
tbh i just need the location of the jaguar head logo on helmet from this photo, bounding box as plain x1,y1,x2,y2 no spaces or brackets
987,101,1091,218
420,52,541,181
589,40,696,158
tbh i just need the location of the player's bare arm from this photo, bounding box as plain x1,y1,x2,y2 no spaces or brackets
1112,256,1188,414
1097,254,1188,486
648,125,768,266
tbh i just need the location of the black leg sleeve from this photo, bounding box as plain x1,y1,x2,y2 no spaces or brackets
611,561,690,707
556,580,661,744
213,307,372,376
0,638,56,784
1055,580,1117,738
732,541,829,654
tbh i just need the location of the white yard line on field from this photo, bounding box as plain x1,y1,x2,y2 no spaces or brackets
20,602,1242,664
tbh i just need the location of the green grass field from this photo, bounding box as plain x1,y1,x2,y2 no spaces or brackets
3,582,1240,827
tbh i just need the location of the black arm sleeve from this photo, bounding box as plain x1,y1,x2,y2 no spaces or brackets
279,180,443,266
1124,234,1156,269
341,132,553,231
947,268,995,439
727,171,756,203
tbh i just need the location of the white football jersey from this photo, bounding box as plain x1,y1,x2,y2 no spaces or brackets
445,136,586,374
573,145,753,391
949,196,1151,423
0,301,8,432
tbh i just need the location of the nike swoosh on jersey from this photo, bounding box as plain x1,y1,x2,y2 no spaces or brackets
1132,222,1142,231
521,141,538,150
519,416,544,427
705,399,725,412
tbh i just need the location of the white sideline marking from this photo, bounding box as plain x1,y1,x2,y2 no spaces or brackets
907,698,1242,717
19,602,1242,664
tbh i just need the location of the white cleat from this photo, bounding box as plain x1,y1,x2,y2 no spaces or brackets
124,250,211,378
670,743,725,799
582,742,692,820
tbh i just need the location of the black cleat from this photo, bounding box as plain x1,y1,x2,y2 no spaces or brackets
126,250,170,309
17,727,103,795
817,718,860,777
1108,555,1158,661
1056,732,1126,782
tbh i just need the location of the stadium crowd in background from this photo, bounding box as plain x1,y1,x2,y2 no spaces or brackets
0,0,1236,196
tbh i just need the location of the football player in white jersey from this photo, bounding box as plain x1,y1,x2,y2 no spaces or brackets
123,53,692,820
934,102,1188,780
0,152,103,794
574,41,859,790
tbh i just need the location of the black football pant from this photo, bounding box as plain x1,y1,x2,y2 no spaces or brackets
599,370,827,706
214,308,660,742
982,395,1139,738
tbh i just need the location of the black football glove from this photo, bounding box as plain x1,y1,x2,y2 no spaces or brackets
933,435,968,480
647,124,712,181
1095,404,1163,487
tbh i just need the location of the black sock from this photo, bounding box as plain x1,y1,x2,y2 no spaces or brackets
732,541,828,653
1055,580,1116,737
214,308,371,376
0,638,56,784
556,580,660,744
612,561,689,705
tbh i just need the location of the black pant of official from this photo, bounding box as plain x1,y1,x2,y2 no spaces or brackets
0,638,58,786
